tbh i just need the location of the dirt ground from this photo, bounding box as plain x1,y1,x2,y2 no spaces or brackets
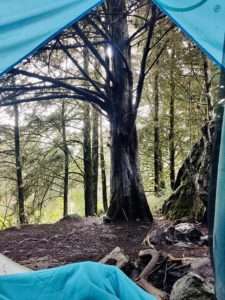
0,217,211,280
0,217,151,269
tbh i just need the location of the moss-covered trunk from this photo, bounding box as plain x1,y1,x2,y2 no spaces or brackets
163,122,214,221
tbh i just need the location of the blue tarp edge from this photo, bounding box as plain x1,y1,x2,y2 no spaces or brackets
152,0,225,71
0,0,104,78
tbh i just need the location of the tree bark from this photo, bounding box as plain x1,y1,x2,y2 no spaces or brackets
162,122,214,221
106,0,153,221
108,124,153,221
82,46,94,216
202,55,212,120
83,103,94,216
100,116,108,212
61,101,69,217
92,108,99,213
14,104,26,224
153,66,164,195
169,47,176,190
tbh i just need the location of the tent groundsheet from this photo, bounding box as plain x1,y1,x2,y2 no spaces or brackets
0,254,30,275
0,261,156,300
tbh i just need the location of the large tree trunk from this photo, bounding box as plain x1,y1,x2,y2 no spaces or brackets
14,104,27,224
106,0,152,221
92,108,99,214
61,101,69,217
107,123,153,221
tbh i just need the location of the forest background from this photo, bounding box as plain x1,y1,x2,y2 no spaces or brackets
0,0,219,228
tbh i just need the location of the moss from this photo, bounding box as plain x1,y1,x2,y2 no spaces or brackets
163,180,204,221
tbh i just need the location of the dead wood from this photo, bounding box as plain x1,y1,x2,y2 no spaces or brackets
136,277,168,300
100,247,129,269
138,248,160,279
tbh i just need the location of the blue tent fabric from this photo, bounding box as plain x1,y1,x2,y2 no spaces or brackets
0,261,156,300
213,104,225,300
0,0,103,76
152,0,225,70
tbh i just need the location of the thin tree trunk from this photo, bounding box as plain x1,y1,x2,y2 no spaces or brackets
153,66,161,196
100,115,108,212
92,108,99,214
14,104,26,224
169,48,176,189
202,55,213,120
83,47,94,216
62,101,69,217
83,103,94,216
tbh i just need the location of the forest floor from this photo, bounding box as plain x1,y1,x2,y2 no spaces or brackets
0,216,212,282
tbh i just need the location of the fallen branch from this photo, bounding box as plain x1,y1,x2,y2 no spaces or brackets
100,247,129,269
136,277,168,300
138,248,160,279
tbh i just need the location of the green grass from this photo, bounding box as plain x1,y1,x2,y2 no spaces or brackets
0,186,171,229
70,188,85,216
147,188,172,215
41,197,64,223
41,187,104,223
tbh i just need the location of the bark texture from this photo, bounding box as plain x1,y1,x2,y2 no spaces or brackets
14,104,26,224
62,101,69,217
162,122,215,221
106,0,153,221
83,103,94,216
169,47,176,189
83,47,94,216
108,125,152,221
92,108,99,213
100,116,108,212
153,66,164,195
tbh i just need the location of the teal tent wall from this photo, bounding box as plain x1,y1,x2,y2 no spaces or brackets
0,0,103,76
152,0,225,70
213,104,225,299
